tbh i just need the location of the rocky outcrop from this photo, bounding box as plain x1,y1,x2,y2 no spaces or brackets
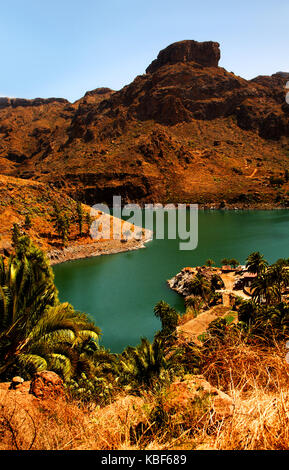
146,40,221,73
0,96,69,109
29,371,64,400
168,267,224,297
251,71,289,91
96,395,146,432
167,376,234,419
168,267,199,296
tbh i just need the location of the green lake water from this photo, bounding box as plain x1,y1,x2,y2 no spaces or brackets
53,210,289,352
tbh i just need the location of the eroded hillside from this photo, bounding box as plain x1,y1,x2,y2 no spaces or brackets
0,40,289,206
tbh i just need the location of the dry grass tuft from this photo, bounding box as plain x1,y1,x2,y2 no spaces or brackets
213,387,289,450
201,334,289,394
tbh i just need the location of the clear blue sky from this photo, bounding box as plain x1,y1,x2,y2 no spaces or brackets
0,0,288,102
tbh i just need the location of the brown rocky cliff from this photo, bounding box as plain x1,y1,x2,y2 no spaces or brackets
0,40,289,206
146,40,221,73
0,96,69,109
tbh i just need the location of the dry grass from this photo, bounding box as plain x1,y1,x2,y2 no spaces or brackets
201,334,289,393
0,391,149,450
178,309,197,326
213,387,289,450
1,338,289,450
0,395,92,450
197,335,289,450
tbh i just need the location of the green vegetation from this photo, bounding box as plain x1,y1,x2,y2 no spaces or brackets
120,337,170,387
205,259,215,267
0,236,100,382
11,223,21,246
185,295,204,317
24,214,32,230
188,273,211,307
2,236,289,419
51,203,71,246
185,272,224,311
221,258,230,265
221,257,239,268
154,301,178,343
224,313,236,324
203,252,289,346
85,213,93,236
229,258,239,269
0,237,201,404
76,201,84,236
50,201,93,244
58,214,70,246
246,251,268,275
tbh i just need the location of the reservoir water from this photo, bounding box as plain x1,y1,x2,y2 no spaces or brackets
53,210,289,352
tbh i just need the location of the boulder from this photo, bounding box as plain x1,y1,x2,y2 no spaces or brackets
29,371,64,400
167,376,234,419
9,376,24,390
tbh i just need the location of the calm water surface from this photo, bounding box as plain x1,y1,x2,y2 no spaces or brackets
53,210,289,352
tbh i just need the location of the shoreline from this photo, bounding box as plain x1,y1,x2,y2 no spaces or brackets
48,237,152,266
47,205,289,266
198,203,289,211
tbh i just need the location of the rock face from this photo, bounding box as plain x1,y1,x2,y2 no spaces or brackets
0,40,289,207
29,371,64,400
168,267,224,297
0,97,68,109
167,376,234,419
146,40,221,73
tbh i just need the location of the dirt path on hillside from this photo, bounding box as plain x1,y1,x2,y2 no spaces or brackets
220,272,251,302
177,305,231,345
178,272,251,344
221,273,235,290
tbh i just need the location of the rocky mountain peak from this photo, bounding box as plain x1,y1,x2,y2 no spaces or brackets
146,39,221,74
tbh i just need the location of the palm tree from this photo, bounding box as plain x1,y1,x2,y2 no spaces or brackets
206,259,215,267
185,296,204,317
0,236,100,380
189,274,211,307
267,263,289,302
210,274,225,291
238,300,258,324
153,301,178,340
51,204,70,246
229,258,240,269
246,252,268,276
221,258,230,266
275,258,288,267
251,273,279,306
120,337,168,386
76,201,84,237
11,223,21,246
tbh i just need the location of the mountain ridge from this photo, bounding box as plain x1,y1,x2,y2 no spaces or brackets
0,40,289,207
